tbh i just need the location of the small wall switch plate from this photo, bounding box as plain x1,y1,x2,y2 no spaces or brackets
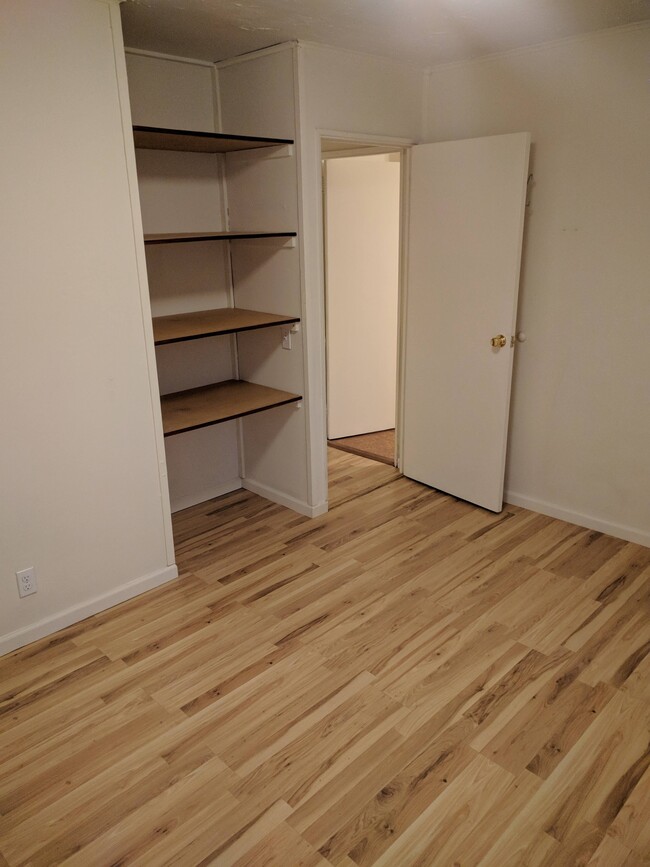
281,326,292,350
16,567,37,598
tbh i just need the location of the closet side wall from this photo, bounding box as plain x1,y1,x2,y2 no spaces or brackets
217,47,312,514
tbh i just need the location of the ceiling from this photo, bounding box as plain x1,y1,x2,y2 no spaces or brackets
120,0,650,67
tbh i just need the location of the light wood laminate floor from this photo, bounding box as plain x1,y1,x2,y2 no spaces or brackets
1,450,649,866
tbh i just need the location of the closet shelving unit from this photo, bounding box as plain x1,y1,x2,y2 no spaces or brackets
144,230,297,244
133,124,302,438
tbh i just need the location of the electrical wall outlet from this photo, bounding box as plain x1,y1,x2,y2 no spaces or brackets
16,567,37,598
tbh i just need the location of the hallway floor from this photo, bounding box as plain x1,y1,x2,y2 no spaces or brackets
328,429,395,465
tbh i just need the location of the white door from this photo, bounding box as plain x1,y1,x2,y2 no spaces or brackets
402,133,530,512
325,154,401,439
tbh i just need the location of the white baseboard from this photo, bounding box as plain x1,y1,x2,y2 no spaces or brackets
0,564,179,657
505,490,650,548
242,478,328,518
309,501,329,518
171,479,242,513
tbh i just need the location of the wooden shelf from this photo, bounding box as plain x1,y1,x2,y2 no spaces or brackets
153,308,300,345
144,231,296,245
133,125,293,154
161,380,301,436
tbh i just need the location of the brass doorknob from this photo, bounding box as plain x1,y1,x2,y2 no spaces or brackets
491,334,507,348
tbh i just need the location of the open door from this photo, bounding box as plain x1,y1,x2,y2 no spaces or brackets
402,132,530,512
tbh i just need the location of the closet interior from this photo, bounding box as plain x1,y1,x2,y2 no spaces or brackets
127,49,310,517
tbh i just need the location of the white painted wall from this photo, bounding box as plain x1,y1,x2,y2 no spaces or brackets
325,154,400,439
297,44,425,508
424,24,650,545
125,51,241,512
124,51,216,132
0,0,175,655
217,46,312,514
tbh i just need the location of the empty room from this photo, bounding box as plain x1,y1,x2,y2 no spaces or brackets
1,0,649,864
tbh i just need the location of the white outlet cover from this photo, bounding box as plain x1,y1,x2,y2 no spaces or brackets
16,567,37,598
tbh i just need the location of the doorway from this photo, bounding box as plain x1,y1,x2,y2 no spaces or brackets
316,132,530,515
321,140,402,468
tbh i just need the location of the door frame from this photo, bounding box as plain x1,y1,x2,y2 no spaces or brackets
316,129,413,489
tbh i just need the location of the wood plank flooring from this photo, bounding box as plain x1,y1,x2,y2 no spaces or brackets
1,449,649,866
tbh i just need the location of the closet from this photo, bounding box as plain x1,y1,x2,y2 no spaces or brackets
128,48,309,517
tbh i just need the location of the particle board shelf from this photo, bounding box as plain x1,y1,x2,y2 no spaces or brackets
153,308,300,345
160,380,301,436
133,125,294,154
144,231,296,245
